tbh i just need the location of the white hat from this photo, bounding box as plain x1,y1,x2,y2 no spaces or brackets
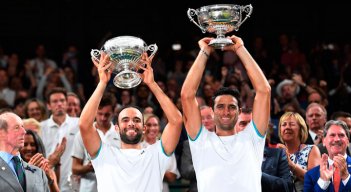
276,79,300,97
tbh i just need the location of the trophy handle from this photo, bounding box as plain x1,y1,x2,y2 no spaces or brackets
147,44,158,58
90,49,101,62
187,8,206,33
237,4,253,30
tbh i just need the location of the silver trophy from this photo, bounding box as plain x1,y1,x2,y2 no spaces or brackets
188,4,253,49
91,36,158,89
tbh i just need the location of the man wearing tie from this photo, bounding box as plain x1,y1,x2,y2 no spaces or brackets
0,112,49,192
304,120,351,192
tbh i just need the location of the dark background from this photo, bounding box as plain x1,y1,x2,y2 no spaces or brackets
1,0,349,61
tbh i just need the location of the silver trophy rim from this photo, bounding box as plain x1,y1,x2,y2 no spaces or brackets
197,4,240,12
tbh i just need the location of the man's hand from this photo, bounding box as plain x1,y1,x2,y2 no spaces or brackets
333,154,350,180
48,137,67,169
320,154,333,181
222,35,244,52
91,52,113,84
139,53,155,85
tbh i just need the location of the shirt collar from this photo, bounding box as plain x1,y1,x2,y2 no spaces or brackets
328,153,347,165
47,114,70,128
0,152,21,164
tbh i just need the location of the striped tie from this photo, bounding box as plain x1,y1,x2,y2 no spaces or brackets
12,156,26,191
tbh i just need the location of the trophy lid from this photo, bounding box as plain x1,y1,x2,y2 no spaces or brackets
103,36,147,51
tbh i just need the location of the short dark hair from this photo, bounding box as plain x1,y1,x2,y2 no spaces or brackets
45,87,67,103
330,111,351,120
116,105,144,126
99,92,116,109
241,107,252,114
323,120,350,139
212,87,241,108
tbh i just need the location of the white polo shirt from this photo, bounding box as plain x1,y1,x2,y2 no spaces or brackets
91,140,170,192
40,114,80,192
189,121,265,192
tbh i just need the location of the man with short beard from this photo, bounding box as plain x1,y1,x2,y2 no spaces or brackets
304,120,351,191
79,52,182,191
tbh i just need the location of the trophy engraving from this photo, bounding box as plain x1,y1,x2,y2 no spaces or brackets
188,4,253,49
91,36,158,89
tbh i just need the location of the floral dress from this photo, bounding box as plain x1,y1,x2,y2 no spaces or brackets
289,144,313,192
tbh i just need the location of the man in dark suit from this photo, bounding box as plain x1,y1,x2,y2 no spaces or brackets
261,146,294,192
0,112,49,192
305,103,327,145
304,120,351,192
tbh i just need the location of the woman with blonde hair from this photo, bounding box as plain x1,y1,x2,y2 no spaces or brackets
277,112,321,192
23,117,42,135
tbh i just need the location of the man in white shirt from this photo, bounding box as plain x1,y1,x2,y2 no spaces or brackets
181,35,271,192
304,120,351,191
79,52,182,191
71,92,120,192
40,87,80,192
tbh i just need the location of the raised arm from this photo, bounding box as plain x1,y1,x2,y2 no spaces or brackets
139,53,182,155
181,37,215,139
79,52,112,157
223,35,271,136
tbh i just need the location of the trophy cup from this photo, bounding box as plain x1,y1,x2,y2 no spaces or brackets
91,36,158,89
188,4,253,49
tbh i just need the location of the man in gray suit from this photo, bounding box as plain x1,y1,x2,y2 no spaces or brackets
0,112,49,192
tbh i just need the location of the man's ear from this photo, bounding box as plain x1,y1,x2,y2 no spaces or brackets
115,124,120,132
46,102,52,111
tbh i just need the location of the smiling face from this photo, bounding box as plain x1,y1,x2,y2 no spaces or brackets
280,116,300,143
323,124,349,159
20,134,37,162
27,101,43,121
213,95,239,132
144,117,160,143
118,107,144,145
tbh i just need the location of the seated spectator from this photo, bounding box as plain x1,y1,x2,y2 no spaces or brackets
23,98,48,122
236,109,293,192
19,129,60,192
277,112,321,192
317,111,351,156
262,147,294,192
304,120,351,192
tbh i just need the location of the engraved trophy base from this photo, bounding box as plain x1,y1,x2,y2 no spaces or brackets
113,70,141,89
208,38,233,49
